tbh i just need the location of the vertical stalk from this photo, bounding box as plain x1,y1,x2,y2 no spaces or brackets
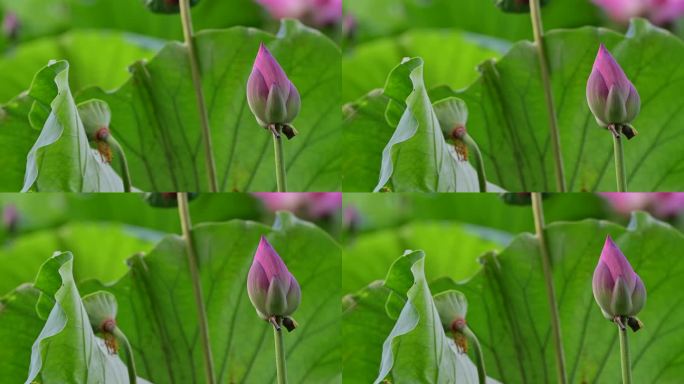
618,322,632,384
177,193,216,384
613,133,627,192
463,327,486,384
106,136,132,192
273,131,287,192
529,0,567,192
179,0,219,192
113,328,138,384
273,324,288,384
463,134,487,192
531,193,568,384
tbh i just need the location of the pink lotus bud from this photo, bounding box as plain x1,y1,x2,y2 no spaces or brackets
592,236,646,320
247,236,301,320
586,44,640,129
592,0,684,25
246,43,301,132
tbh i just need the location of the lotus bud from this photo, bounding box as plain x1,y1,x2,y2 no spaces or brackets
83,291,119,353
247,43,301,139
592,236,646,324
247,236,301,329
586,45,640,137
83,291,139,378
142,0,200,14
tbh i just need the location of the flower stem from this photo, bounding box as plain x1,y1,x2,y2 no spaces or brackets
273,322,288,384
618,321,632,384
529,0,566,192
106,136,132,192
613,132,627,192
463,326,486,384
177,193,216,384
272,130,287,192
463,134,487,192
531,193,568,384
113,327,137,384
179,0,218,192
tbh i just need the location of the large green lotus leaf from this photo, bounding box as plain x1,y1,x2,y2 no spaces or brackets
0,30,159,103
436,212,684,383
454,19,684,191
78,20,341,192
343,250,498,383
0,95,40,190
343,0,600,43
0,285,44,381
26,252,150,383
343,221,502,294
79,212,341,383
0,222,155,295
345,58,499,192
342,29,505,103
21,60,124,192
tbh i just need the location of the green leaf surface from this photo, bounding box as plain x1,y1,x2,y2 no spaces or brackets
78,20,341,192
343,221,501,294
456,19,684,191
80,212,341,383
0,95,41,190
447,212,684,383
21,60,124,192
26,252,149,383
343,250,498,383
0,30,159,103
342,29,505,103
0,285,44,381
0,222,155,296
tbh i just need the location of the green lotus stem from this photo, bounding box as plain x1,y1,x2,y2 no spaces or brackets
531,193,568,384
106,136,132,192
529,0,566,192
179,0,219,192
617,321,632,384
463,134,487,192
177,193,216,384
113,327,137,384
273,323,288,384
273,131,287,192
463,326,486,384
613,133,627,192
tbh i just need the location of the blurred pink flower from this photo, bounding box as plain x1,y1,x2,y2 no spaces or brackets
255,0,342,26
592,0,684,24
601,193,684,218
253,193,341,219
2,204,18,233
